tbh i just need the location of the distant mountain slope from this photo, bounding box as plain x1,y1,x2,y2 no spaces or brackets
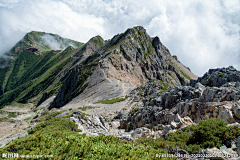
0,31,84,108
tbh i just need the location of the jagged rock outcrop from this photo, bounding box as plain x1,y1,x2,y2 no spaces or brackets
191,66,240,87
69,111,176,141
120,67,240,133
70,112,108,136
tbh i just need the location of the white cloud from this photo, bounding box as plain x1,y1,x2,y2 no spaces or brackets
0,0,240,76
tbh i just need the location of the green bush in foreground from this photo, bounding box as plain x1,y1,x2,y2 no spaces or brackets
168,118,240,153
0,117,172,160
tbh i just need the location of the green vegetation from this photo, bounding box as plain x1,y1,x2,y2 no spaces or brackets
24,117,32,121
90,36,105,47
180,70,191,80
168,71,173,77
2,117,239,159
0,49,74,108
0,115,15,123
147,42,154,54
63,112,74,119
94,97,127,104
138,86,145,96
159,80,169,90
63,111,90,119
24,31,84,51
218,73,225,77
78,106,95,111
7,112,17,118
158,90,168,95
7,102,26,108
0,31,85,108
0,117,8,122
0,117,171,159
44,111,65,121
120,47,126,56
77,111,90,119
130,108,139,114
129,40,135,49
168,118,240,153
169,58,192,81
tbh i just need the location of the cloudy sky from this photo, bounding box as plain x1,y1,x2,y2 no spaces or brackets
0,0,240,76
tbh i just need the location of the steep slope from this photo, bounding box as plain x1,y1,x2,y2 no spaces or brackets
49,26,197,110
0,31,84,108
48,36,106,109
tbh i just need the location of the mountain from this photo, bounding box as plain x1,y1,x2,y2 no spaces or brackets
0,26,196,109
0,31,84,107
49,26,197,109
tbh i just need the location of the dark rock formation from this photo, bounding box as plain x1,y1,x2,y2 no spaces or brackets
191,66,240,87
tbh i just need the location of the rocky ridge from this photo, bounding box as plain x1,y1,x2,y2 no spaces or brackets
47,26,197,111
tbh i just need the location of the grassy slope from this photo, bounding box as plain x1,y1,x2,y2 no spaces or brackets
0,31,84,108
0,48,78,108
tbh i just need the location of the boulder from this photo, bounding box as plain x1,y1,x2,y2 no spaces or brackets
233,102,240,119
110,121,120,129
131,127,152,139
217,104,236,123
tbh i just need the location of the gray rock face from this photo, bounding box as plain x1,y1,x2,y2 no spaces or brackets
120,80,240,131
70,112,108,136
48,36,105,109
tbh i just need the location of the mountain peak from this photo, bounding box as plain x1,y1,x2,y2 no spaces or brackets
23,31,84,52
126,26,146,33
88,35,105,47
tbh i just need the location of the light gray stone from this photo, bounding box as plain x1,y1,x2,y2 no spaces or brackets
233,102,240,119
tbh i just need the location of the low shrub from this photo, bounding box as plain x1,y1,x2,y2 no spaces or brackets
130,108,139,114
0,117,172,159
94,97,127,104
168,118,240,153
